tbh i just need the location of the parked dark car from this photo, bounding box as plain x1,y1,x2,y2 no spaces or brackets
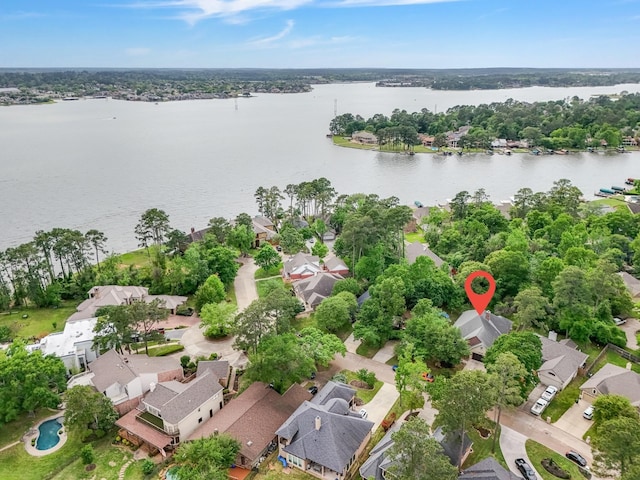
515,458,537,480
308,386,318,395
565,451,587,467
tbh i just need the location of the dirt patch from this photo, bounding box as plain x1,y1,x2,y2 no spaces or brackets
350,380,371,389
476,427,491,439
85,464,96,472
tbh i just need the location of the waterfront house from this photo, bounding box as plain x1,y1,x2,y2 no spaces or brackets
418,134,435,147
352,131,378,144
189,382,311,470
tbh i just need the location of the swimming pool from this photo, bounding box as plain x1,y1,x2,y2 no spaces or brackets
165,466,180,480
36,417,63,450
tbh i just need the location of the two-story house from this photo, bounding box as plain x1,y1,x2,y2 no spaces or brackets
115,369,224,456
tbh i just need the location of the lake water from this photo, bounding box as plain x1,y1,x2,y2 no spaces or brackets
2,82,640,253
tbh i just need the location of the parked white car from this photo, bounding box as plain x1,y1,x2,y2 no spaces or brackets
359,408,368,419
530,398,548,416
541,385,558,402
583,406,595,420
614,317,627,326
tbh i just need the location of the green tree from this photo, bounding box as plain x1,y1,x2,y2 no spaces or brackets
174,434,241,480
0,344,67,422
128,298,169,355
200,301,236,338
433,370,497,468
297,327,346,366
513,287,550,330
487,352,528,452
593,394,639,425
81,445,95,465
194,274,226,312
311,241,329,258
85,229,108,269
278,226,306,254
207,217,232,244
205,245,239,287
93,304,136,354
227,224,254,256
245,334,315,393
331,278,363,296
64,385,118,440
254,244,281,271
394,344,428,411
592,416,640,477
485,249,530,299
385,417,458,480
484,332,542,385
135,208,171,246
315,295,352,333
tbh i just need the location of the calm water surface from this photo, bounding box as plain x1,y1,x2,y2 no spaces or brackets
2,82,640,253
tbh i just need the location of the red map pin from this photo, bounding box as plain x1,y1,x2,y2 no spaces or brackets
464,271,496,315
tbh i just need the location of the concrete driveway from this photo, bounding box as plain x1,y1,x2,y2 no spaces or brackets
359,382,399,431
500,425,543,479
372,340,398,364
234,257,259,310
554,399,594,440
619,318,640,350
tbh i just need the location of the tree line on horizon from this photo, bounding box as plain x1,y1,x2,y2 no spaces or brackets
330,92,640,150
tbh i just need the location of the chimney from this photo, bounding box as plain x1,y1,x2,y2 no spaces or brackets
315,416,322,431
191,227,195,233
484,311,491,320
150,382,156,392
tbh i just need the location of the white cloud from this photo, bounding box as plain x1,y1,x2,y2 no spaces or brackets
248,19,295,45
124,0,459,23
125,47,152,56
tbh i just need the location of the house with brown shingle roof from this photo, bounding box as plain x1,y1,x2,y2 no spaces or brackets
537,334,588,390
115,369,224,456
617,271,640,301
283,252,322,280
189,382,311,470
454,310,512,361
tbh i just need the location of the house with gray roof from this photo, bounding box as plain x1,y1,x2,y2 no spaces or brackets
359,421,473,479
293,273,343,309
459,457,521,480
196,360,230,387
538,334,588,390
454,310,512,361
276,382,373,479
323,256,349,276
115,368,224,456
405,241,444,267
283,252,322,280
67,349,184,415
617,271,640,301
580,363,640,407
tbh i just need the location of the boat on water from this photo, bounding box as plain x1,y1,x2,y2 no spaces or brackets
554,149,569,155
611,186,626,193
530,149,541,155
595,188,616,197
626,178,636,186
414,201,424,208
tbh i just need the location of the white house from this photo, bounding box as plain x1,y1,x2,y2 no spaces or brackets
37,317,100,373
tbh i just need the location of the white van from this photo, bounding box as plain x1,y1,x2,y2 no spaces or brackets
359,408,368,419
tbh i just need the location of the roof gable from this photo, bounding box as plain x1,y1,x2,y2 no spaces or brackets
454,310,512,349
459,457,521,479
538,335,588,383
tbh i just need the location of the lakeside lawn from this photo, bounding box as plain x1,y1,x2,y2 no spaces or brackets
117,249,152,269
591,197,629,209
525,439,586,480
0,300,77,340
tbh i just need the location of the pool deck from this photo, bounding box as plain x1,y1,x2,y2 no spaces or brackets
23,412,68,457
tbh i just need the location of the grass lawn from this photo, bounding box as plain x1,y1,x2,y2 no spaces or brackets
591,347,640,374
0,301,77,340
591,197,628,209
404,231,425,243
386,391,424,420
117,249,151,268
50,436,135,480
462,424,507,471
525,439,586,480
332,136,378,150
0,409,56,448
254,264,282,279
293,313,317,331
0,432,85,480
545,377,583,423
256,278,286,298
341,370,384,404
356,342,380,358
147,343,184,357
252,460,318,479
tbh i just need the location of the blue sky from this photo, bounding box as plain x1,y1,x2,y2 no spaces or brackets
1,0,639,68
